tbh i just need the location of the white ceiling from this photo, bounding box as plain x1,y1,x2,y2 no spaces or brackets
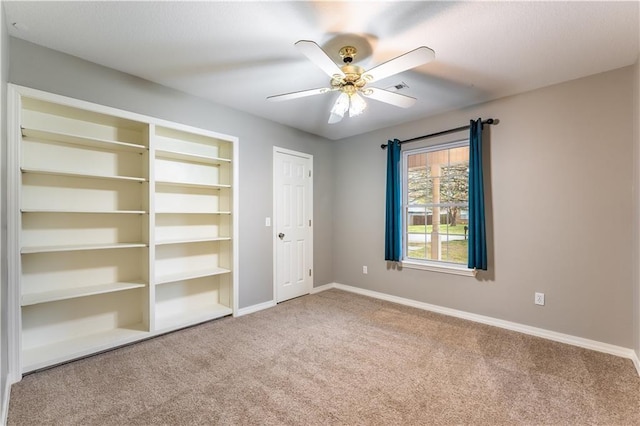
4,1,639,140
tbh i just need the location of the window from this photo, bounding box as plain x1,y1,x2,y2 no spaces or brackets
403,140,471,271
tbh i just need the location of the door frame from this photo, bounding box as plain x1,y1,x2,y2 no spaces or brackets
272,146,313,303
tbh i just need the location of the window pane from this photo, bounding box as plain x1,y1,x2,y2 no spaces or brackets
406,206,427,259
408,207,436,261
407,153,432,204
441,207,469,264
441,172,467,202
407,237,428,260
404,143,469,265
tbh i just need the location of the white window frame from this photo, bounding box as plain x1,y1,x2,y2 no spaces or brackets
401,139,477,277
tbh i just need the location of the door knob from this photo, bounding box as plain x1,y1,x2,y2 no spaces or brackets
278,233,285,240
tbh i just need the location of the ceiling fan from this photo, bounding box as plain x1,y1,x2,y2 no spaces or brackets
267,40,435,124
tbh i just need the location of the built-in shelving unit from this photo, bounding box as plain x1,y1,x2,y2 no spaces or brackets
8,84,238,375
152,125,234,332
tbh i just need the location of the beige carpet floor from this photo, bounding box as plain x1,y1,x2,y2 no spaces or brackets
8,289,640,425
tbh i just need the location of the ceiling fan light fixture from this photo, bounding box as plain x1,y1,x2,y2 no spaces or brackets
328,111,344,124
329,92,350,123
349,92,367,117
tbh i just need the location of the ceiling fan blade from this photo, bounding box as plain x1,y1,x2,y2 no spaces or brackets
363,46,435,83
267,87,333,102
295,40,345,79
362,88,417,108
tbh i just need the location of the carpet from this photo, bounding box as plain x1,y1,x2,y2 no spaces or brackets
8,289,640,425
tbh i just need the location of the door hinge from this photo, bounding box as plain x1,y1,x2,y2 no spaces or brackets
309,269,312,277
308,170,311,177
309,219,311,227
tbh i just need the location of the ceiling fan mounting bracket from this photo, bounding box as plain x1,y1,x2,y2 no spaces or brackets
339,46,357,63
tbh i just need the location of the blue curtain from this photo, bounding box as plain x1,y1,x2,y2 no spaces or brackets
385,139,402,261
468,119,487,270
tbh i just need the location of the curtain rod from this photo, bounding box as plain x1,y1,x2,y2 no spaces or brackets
380,118,497,150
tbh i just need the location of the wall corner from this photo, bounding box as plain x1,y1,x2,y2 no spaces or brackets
633,55,640,363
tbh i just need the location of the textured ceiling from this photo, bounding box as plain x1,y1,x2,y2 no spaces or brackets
4,1,639,140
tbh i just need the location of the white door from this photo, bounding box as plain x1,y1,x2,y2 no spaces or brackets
273,148,313,303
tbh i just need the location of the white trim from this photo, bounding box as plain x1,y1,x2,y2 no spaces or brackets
401,260,477,277
7,85,22,380
404,138,470,153
8,84,238,143
272,146,313,303
232,132,240,316
317,283,638,363
235,284,334,316
236,300,276,317
272,146,313,159
310,283,336,294
632,351,640,377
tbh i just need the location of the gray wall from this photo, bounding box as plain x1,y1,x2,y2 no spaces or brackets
634,59,640,359
1,0,8,415
4,37,639,352
8,38,334,309
333,66,635,347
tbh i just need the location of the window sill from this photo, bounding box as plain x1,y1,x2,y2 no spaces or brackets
400,260,477,277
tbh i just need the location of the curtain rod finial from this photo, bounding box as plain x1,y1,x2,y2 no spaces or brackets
380,144,388,150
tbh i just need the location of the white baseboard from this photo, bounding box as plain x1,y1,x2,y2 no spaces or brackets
236,300,276,317
632,351,640,377
314,282,638,369
236,283,336,316
311,283,336,294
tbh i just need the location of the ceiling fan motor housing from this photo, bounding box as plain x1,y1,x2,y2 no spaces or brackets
332,46,370,94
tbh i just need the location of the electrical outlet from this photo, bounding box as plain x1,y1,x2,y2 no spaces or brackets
362,266,368,274
265,217,271,227
535,292,545,306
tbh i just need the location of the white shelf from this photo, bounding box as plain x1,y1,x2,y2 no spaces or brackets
156,211,231,215
155,304,232,332
155,148,231,165
21,242,147,254
22,127,147,152
21,209,146,214
22,281,146,306
22,323,148,373
155,267,231,285
21,167,146,182
155,180,231,190
155,237,231,246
